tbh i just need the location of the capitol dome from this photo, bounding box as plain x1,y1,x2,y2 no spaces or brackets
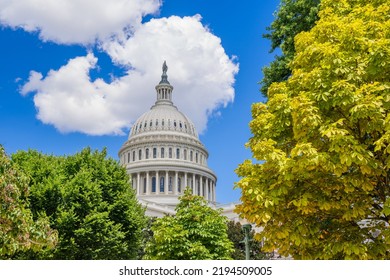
119,62,217,216
129,96,198,139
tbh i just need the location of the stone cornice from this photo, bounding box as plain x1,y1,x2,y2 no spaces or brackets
118,135,209,157
125,161,217,181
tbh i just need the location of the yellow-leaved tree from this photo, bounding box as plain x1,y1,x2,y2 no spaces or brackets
236,0,390,259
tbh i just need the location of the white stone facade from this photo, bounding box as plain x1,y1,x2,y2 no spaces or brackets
119,62,217,216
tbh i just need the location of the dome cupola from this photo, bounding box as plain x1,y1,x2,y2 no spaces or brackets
155,61,173,105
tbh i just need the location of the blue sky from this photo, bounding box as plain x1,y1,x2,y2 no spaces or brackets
0,0,279,204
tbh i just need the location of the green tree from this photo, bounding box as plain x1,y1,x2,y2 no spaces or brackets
226,221,267,260
261,0,320,96
137,216,156,259
0,146,57,259
144,188,233,259
236,0,390,259
12,147,146,259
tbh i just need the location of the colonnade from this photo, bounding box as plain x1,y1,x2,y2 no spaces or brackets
131,170,216,202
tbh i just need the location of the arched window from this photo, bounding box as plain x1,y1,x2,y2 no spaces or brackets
156,119,158,126
174,121,177,127
169,148,172,158
190,151,193,161
162,119,165,126
178,177,181,193
138,149,142,160
132,151,136,161
184,149,187,160
127,152,130,163
145,148,149,159
152,177,156,192
153,148,157,158
161,147,165,158
169,176,173,192
176,148,180,159
160,176,165,193
196,152,198,163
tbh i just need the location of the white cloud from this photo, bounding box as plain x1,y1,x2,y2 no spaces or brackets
21,53,127,135
21,15,239,135
103,15,239,133
0,0,161,44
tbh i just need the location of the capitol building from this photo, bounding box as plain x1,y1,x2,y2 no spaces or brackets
119,62,236,218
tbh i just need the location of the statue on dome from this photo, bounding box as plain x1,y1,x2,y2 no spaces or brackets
162,61,168,75
159,61,170,84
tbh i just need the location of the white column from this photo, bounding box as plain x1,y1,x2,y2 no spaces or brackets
146,172,150,195
205,178,209,201
213,181,216,202
200,176,204,197
174,171,178,195
137,173,140,195
209,180,213,201
156,171,159,195
192,173,196,195
165,171,169,194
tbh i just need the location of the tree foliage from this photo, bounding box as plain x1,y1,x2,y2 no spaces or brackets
11,147,146,259
237,0,390,259
0,146,57,259
226,221,267,260
261,0,320,96
144,188,233,259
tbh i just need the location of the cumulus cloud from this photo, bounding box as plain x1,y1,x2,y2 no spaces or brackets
21,53,130,135
0,0,161,44
21,15,238,135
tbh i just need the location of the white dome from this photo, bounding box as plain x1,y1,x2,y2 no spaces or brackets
130,103,198,139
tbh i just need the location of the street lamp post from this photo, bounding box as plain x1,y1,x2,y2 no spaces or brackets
241,223,252,260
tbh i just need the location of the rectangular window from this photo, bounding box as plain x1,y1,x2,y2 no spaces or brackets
153,148,157,158
161,147,165,158
169,176,173,192
160,177,165,192
146,148,149,159
152,177,156,192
